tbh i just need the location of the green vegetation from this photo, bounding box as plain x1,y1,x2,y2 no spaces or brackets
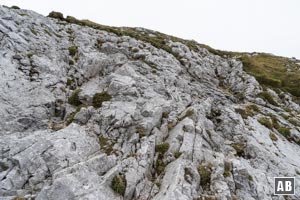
111,174,126,196
48,11,64,20
278,127,291,138
258,118,273,129
68,45,78,57
99,135,108,147
155,143,169,154
66,105,82,125
11,5,20,9
258,114,292,139
69,59,74,65
68,89,81,106
239,54,300,97
92,92,112,108
248,175,253,181
30,28,37,36
269,132,278,141
257,92,278,106
235,104,259,119
47,11,300,98
156,159,166,175
174,151,182,159
231,143,245,157
198,163,213,189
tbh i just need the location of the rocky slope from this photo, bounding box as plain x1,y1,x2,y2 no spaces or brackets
1,5,300,200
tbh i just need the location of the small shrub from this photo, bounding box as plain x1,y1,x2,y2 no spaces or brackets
69,59,74,65
174,151,182,159
99,135,108,147
198,163,212,189
65,16,79,23
258,92,278,106
248,175,253,181
258,118,273,129
27,53,33,58
48,11,64,20
111,174,126,196
92,92,112,108
155,143,169,154
68,89,81,106
156,159,166,175
132,48,139,53
11,5,20,9
30,28,37,36
68,45,78,57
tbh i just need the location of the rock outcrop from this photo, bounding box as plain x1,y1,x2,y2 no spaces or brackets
1,5,300,200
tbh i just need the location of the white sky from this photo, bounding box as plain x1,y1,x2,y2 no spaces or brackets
2,0,300,58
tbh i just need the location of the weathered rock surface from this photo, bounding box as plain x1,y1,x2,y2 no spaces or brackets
1,5,300,200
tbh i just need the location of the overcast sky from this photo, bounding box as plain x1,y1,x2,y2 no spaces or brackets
2,0,300,58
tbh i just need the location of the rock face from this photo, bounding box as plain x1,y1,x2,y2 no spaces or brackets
1,5,300,200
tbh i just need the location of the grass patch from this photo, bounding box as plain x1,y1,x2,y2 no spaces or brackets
198,163,213,189
48,11,64,20
155,143,169,154
68,89,81,106
269,132,278,141
174,151,182,159
92,92,112,108
238,54,300,97
278,127,291,138
68,45,78,57
111,174,126,196
258,118,273,129
258,92,278,106
11,5,20,9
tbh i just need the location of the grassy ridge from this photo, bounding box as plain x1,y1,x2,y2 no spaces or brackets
48,11,300,97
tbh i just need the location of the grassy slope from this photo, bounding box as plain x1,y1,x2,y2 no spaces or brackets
49,11,300,97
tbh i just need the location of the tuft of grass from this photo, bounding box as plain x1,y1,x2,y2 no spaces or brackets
288,118,300,126
258,118,273,129
48,11,64,20
269,132,278,141
68,89,82,106
278,127,291,138
248,175,253,181
99,135,108,147
92,92,112,108
258,92,278,106
174,151,182,159
69,59,74,65
155,143,169,154
111,174,126,196
11,5,20,9
156,159,166,175
68,45,78,57
198,163,213,189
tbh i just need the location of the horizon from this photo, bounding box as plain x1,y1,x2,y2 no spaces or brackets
2,0,300,59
